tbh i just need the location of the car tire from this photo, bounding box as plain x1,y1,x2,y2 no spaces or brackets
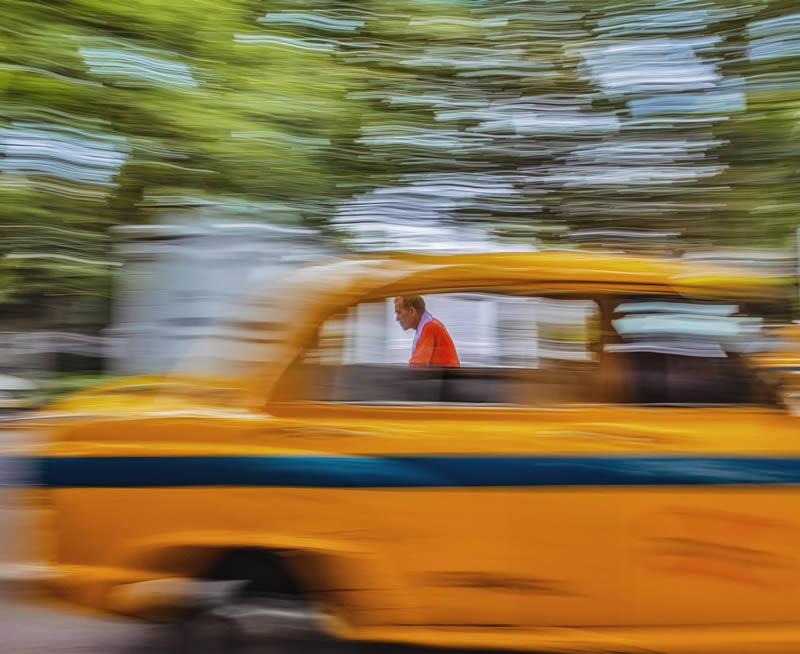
170,591,340,654
173,606,247,654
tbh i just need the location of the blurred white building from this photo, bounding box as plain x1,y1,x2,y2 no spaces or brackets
109,218,337,375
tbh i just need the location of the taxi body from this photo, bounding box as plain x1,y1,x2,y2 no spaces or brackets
29,252,800,653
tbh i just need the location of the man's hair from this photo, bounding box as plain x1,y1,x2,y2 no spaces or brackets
395,295,426,314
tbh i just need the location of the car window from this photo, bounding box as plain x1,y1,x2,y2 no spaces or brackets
277,292,776,408
286,293,603,406
607,298,768,405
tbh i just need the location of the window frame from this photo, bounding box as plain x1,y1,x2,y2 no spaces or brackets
266,285,781,414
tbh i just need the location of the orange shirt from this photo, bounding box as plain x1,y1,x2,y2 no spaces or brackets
409,318,460,367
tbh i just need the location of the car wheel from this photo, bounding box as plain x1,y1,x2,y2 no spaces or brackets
171,591,337,654
173,606,247,654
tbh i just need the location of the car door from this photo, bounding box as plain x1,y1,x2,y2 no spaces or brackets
599,298,800,627
269,291,629,628
607,402,800,625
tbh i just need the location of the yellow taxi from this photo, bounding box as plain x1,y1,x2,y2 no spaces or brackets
27,251,800,653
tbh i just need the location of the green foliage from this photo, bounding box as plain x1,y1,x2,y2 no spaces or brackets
2,0,800,323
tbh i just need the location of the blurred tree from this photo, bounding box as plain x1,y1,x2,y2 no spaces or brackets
0,0,376,321
1,0,799,326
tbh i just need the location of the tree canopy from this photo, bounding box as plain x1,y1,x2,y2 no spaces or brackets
2,0,799,320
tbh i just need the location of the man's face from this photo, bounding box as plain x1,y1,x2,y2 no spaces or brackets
394,299,419,331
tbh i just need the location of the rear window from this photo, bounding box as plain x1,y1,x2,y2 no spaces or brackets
608,298,766,405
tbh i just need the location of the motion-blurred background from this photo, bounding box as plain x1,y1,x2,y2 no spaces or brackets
2,0,800,406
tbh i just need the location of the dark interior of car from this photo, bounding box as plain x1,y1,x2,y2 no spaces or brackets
284,352,769,407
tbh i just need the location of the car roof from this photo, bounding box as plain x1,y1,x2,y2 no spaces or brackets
321,250,788,300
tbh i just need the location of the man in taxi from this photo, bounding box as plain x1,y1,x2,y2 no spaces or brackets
394,295,460,367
